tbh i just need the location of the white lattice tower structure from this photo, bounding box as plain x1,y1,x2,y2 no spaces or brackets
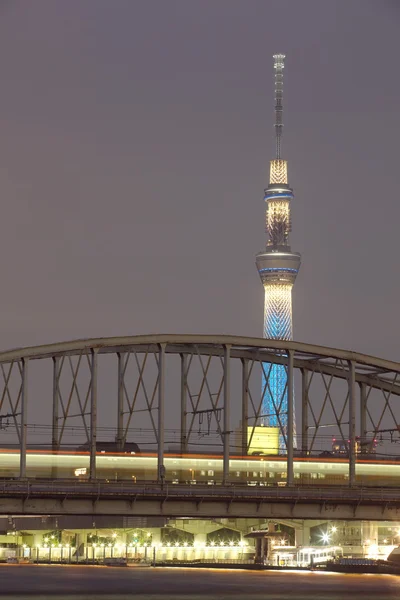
263,283,293,341
255,54,301,451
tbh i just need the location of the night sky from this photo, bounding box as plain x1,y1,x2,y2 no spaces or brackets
0,0,399,365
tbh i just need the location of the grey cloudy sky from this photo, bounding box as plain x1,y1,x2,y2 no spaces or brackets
0,0,399,364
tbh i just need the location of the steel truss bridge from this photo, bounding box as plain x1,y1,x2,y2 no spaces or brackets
1,334,400,518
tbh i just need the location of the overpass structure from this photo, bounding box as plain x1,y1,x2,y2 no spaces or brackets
0,334,400,518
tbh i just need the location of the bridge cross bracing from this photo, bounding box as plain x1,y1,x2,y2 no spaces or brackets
0,335,400,491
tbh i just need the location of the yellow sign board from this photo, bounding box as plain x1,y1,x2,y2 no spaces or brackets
247,426,279,455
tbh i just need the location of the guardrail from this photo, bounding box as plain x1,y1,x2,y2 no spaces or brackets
1,479,400,504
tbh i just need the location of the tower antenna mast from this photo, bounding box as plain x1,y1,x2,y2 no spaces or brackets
273,53,285,159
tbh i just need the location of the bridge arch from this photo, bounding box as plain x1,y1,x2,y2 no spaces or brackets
0,334,399,487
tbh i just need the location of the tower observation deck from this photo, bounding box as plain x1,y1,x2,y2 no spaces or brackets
256,54,301,450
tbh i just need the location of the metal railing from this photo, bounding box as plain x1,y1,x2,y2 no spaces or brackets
1,479,400,504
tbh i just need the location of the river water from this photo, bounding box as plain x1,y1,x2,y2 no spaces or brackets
1,564,399,599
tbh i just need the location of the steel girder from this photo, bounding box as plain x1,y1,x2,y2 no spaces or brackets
0,335,399,488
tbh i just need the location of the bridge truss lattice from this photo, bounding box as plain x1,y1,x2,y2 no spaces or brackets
0,334,400,487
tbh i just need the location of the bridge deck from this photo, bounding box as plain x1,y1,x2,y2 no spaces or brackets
1,480,399,521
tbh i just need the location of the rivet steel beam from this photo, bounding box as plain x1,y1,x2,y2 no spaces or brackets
180,353,188,455
52,357,60,450
287,350,294,486
241,358,249,456
348,360,356,487
19,358,28,479
117,352,125,451
223,344,231,484
301,368,309,455
158,344,166,483
359,382,367,449
89,349,98,480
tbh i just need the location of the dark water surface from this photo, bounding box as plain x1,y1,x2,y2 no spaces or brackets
0,564,399,600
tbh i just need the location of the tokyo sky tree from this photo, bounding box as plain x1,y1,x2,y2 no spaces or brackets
255,54,301,451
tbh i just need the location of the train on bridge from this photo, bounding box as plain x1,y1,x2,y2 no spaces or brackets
0,449,398,487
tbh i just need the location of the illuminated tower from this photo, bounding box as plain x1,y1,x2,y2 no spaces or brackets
255,54,301,450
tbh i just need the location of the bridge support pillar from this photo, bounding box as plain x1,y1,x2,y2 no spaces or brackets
361,521,378,551
194,532,207,547
254,537,267,565
223,345,231,484
295,522,311,547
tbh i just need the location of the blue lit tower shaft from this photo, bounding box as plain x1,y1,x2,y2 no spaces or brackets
255,54,301,451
